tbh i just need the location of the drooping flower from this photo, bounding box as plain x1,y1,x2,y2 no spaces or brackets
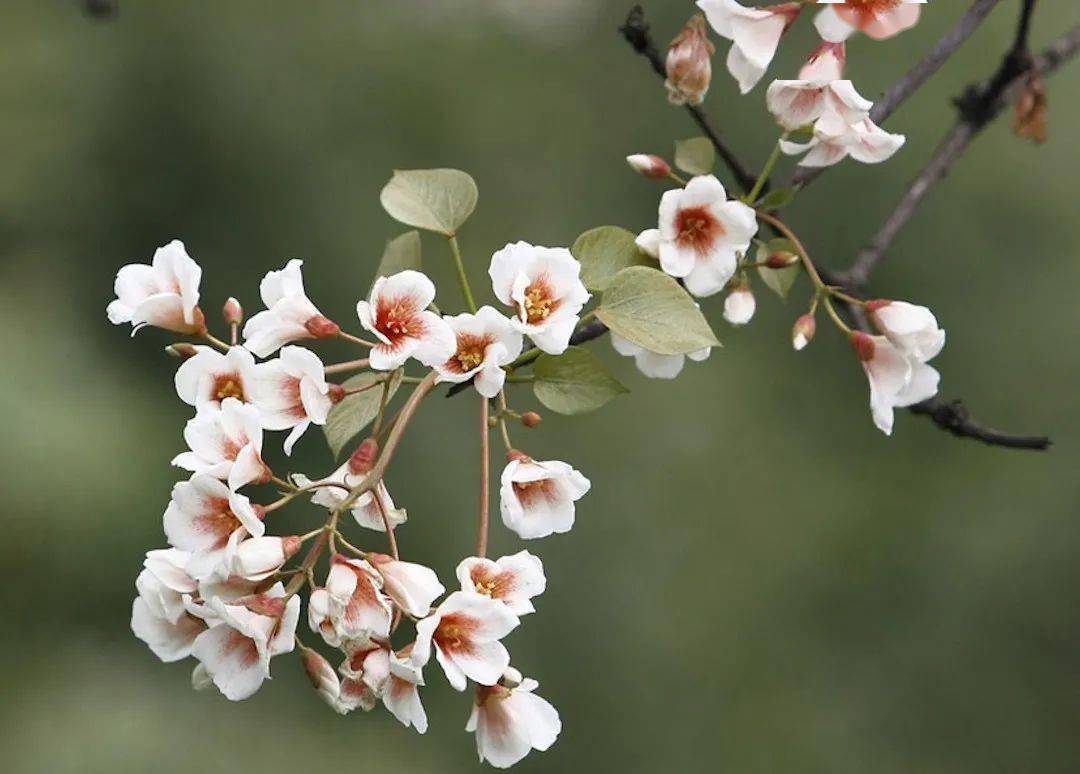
865,300,945,362
434,307,524,398
665,13,715,106
611,332,712,380
302,647,349,714
229,536,301,582
172,398,269,491
723,283,756,326
500,452,591,540
340,637,392,696
163,474,265,580
250,346,334,455
779,111,905,167
323,554,393,641
367,553,445,618
655,175,759,297
799,40,846,81
456,551,546,616
377,645,428,732
697,0,802,94
293,439,407,533
467,675,562,769
107,240,204,335
130,548,207,662
356,270,457,371
766,78,872,131
815,0,924,43
174,346,259,409
190,584,300,701
488,242,591,355
412,591,520,691
850,331,940,435
243,259,338,357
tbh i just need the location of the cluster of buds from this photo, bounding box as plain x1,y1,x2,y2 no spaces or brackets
115,233,599,767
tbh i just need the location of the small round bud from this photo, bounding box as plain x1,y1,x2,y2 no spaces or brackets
165,342,199,359
348,437,380,474
223,297,243,325
305,315,341,338
722,285,756,326
665,14,714,106
327,383,346,404
765,251,799,269
626,154,672,179
520,411,542,428
792,314,816,351
302,648,342,707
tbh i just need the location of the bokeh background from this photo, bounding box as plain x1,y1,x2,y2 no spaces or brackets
2,1,1079,771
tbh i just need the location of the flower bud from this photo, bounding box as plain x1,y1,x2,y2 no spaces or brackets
305,314,341,338
223,297,243,325
231,537,300,581
302,648,342,706
765,251,799,269
165,342,199,359
626,154,672,179
327,383,346,404
1013,74,1047,144
849,331,876,362
520,411,542,429
665,14,714,106
792,314,816,351
722,285,756,326
348,437,379,475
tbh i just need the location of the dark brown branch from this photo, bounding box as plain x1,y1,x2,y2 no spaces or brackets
909,399,1051,450
793,0,1006,189
619,5,759,193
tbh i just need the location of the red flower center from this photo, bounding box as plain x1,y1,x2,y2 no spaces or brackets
375,295,423,343
675,206,725,256
470,566,515,599
435,613,479,654
213,373,245,402
447,333,494,374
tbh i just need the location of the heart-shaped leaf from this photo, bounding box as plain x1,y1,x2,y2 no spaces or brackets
674,137,715,176
533,347,628,415
571,226,652,292
380,169,478,236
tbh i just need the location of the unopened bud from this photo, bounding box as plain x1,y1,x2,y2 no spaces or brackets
327,383,346,404
223,297,243,325
165,342,199,359
792,314,816,351
302,648,342,705
722,285,756,326
506,449,531,464
665,14,714,106
232,536,296,581
626,154,672,179
520,411,542,428
305,315,341,339
1013,74,1047,145
348,437,380,474
765,251,799,269
849,331,876,362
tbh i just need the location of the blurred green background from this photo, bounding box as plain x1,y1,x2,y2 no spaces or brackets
2,1,1079,772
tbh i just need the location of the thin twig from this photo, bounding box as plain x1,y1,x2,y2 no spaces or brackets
477,396,490,558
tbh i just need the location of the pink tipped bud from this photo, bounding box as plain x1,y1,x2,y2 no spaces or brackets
864,299,891,314
327,383,346,404
302,648,342,706
520,411,542,429
765,251,799,269
347,438,379,475
506,449,531,464
792,315,816,351
305,315,341,338
165,342,199,359
665,14,714,106
626,154,672,179
223,297,243,325
849,331,876,362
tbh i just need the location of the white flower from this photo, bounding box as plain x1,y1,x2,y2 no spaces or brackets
174,346,259,409
656,175,758,297
697,0,802,94
190,584,300,701
107,240,204,335
229,536,301,581
383,646,428,733
294,460,407,533
766,79,872,131
850,331,940,435
780,111,905,168
500,453,591,539
866,300,945,362
488,242,591,355
723,285,756,326
367,553,445,617
611,332,711,380
635,228,661,259
467,677,561,769
434,307,524,398
172,398,269,491
131,548,207,662
356,270,457,371
340,638,392,696
799,40,846,81
243,259,336,357
412,591,519,691
456,551,546,616
816,0,924,43
249,346,334,455
322,555,393,641
163,474,265,580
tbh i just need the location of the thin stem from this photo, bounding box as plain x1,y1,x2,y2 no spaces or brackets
667,171,688,186
448,236,478,313
746,137,785,204
325,358,369,375
477,396,490,558
821,296,852,335
229,322,239,346
496,390,513,451
334,530,368,558
371,491,399,560
202,331,230,352
338,331,377,348
755,209,826,291
372,375,394,438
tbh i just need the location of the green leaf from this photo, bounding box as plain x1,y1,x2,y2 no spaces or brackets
596,266,720,355
674,137,715,176
323,370,403,458
532,346,629,415
379,169,478,236
375,231,422,280
755,238,800,301
571,226,652,292
756,186,797,212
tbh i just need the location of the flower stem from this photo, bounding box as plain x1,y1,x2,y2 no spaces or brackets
496,390,513,451
477,395,490,558
746,137,785,205
448,235,478,314
325,358,369,375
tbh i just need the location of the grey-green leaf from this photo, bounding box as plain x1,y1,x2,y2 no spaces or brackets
755,239,800,300
756,186,797,212
323,370,403,458
532,346,629,415
571,226,652,292
379,169,478,236
375,231,422,280
596,266,720,355
674,137,715,176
